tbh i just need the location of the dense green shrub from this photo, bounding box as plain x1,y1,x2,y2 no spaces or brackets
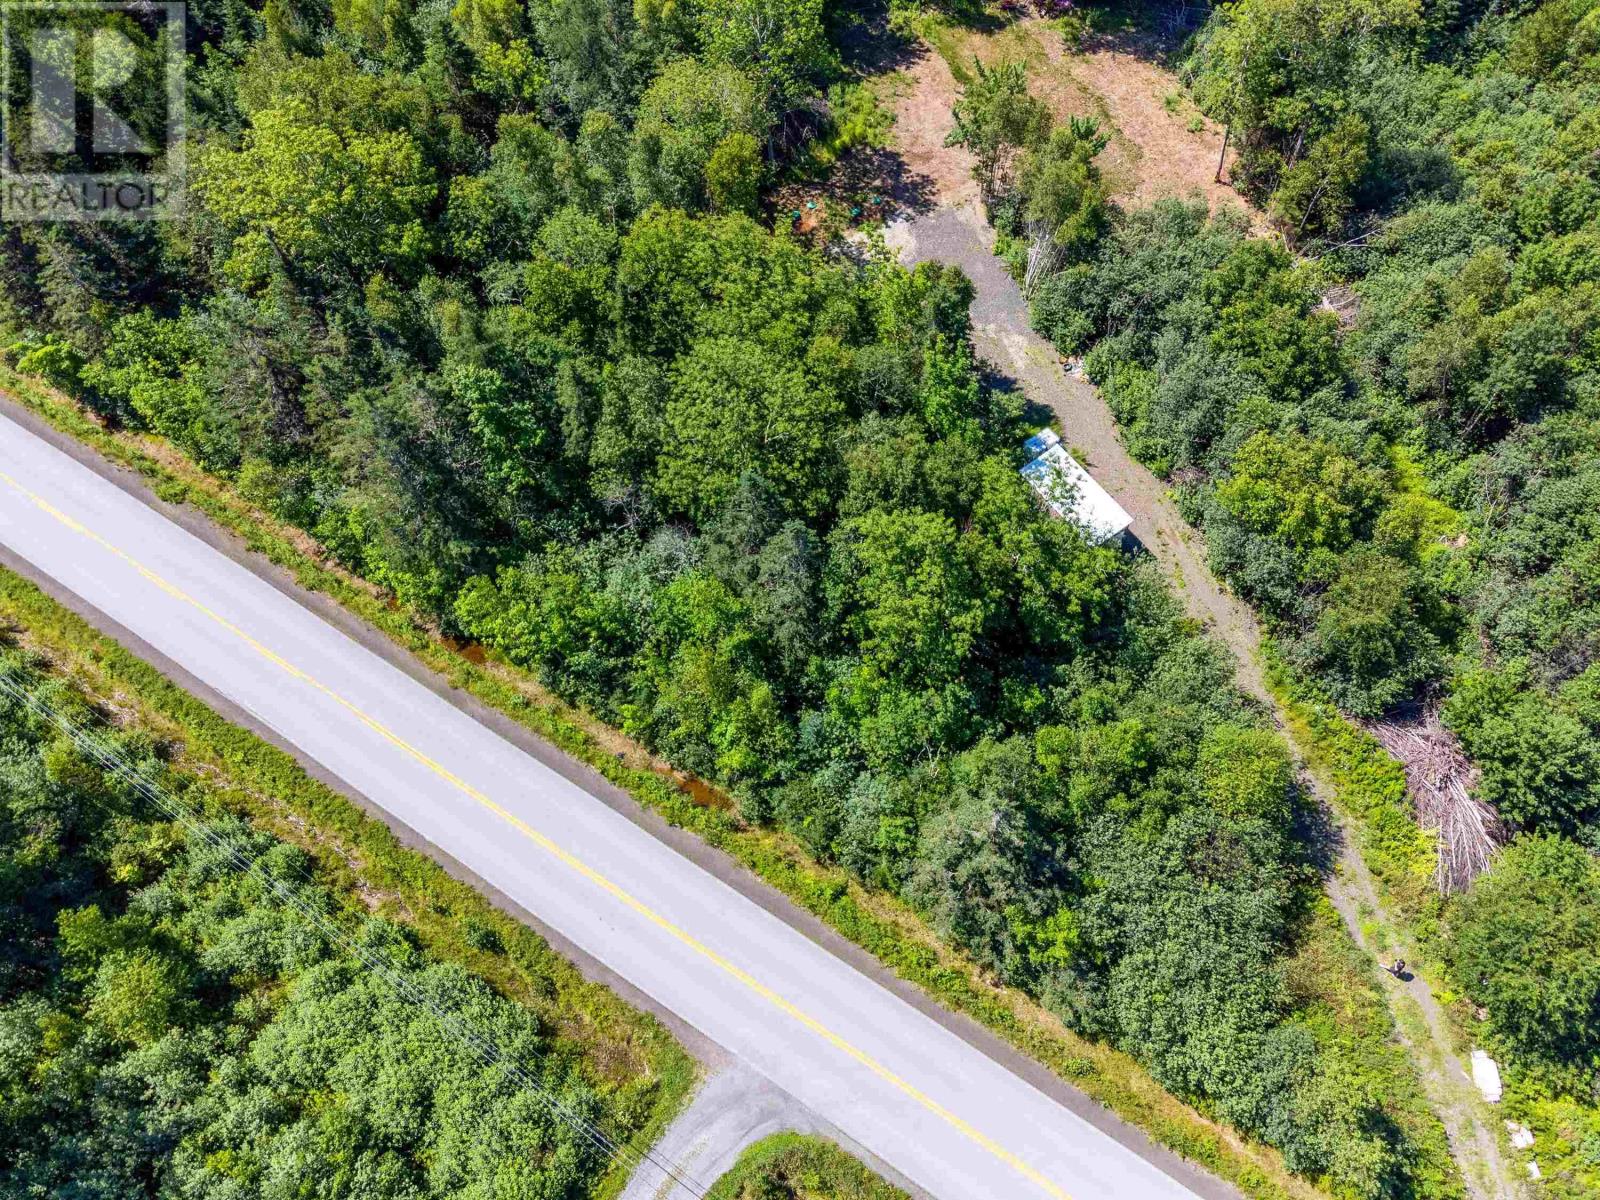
0,661,631,1198
706,1134,909,1200
1447,835,1600,1077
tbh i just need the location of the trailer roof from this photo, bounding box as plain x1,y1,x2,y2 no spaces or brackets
1021,440,1134,544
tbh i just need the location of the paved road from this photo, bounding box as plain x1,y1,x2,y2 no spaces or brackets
618,1065,831,1200
0,412,1204,1200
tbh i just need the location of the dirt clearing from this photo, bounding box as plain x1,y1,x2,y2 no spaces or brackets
897,12,1262,225
884,45,974,208
1049,31,1264,225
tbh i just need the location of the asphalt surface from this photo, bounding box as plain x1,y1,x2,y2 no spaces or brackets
0,411,1207,1200
618,1064,837,1200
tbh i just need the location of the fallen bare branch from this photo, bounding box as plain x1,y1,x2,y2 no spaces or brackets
1362,706,1503,893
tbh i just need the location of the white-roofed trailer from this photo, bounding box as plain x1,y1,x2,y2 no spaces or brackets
1022,426,1061,458
1021,434,1133,546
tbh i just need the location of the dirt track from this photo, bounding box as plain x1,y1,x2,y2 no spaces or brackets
886,203,1269,699
878,29,1522,1200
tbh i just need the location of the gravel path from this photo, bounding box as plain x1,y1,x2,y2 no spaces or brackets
887,203,1268,700
886,198,1523,1200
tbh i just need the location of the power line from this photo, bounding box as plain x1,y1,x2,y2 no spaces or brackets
0,666,706,1194
0,665,709,1199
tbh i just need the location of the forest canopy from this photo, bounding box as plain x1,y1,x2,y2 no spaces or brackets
0,0,1485,1195
976,1,1600,1193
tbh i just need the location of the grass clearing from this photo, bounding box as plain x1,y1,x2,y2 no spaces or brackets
1282,898,1460,1199
1265,646,1444,949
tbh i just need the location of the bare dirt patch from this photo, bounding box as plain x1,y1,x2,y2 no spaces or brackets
891,13,1264,227
886,47,976,208
1059,35,1263,227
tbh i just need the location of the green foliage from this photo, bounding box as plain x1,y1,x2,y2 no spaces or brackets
705,1134,910,1200
1497,1082,1600,1200
948,70,1111,291
196,55,437,288
1012,0,1600,1149
1185,0,1421,232
946,59,1051,202
657,335,842,518
1202,241,1342,403
791,82,897,178
1022,190,1465,719
1448,835,1600,1075
6,333,85,397
0,657,679,1199
1265,649,1443,942
83,948,194,1046
917,334,983,438
1014,120,1113,291
629,58,765,212
80,312,233,468
1216,431,1389,556
694,0,836,115
1443,667,1600,833
1197,724,1295,826
706,131,765,215
1269,114,1371,239
1292,549,1445,716
830,508,985,685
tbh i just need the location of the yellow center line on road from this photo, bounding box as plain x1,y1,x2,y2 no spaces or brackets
0,465,1077,1200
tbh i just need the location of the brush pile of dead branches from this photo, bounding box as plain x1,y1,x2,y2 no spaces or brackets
1363,707,1503,894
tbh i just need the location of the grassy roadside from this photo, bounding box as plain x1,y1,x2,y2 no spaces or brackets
0,368,1334,1199
0,565,695,1200
707,1135,910,1200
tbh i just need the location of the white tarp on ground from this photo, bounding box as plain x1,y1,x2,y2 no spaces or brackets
1021,434,1133,544
1471,1049,1503,1103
